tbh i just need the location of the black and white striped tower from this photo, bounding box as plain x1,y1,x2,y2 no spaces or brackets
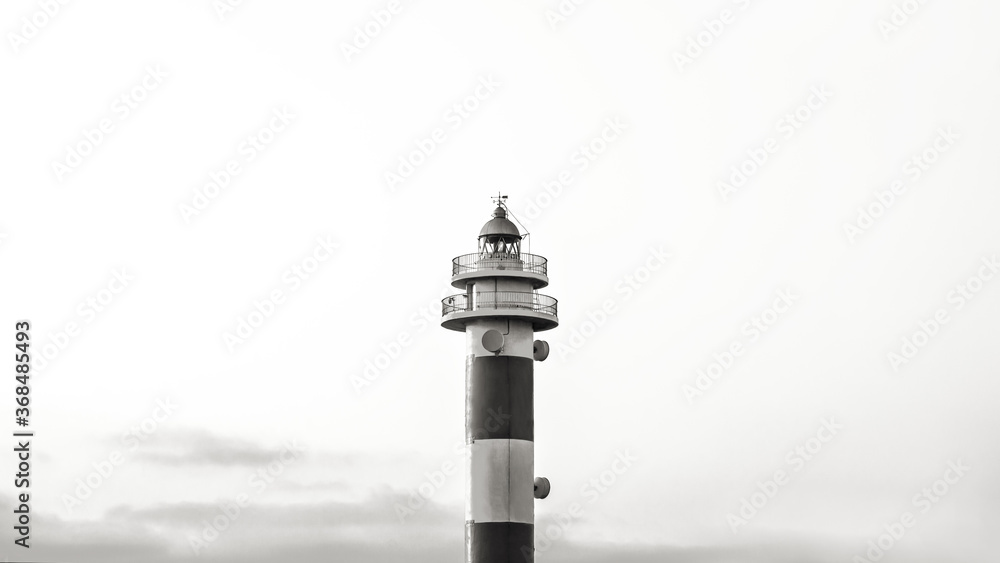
442,196,557,562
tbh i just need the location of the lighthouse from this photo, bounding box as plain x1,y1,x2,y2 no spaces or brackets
441,196,557,562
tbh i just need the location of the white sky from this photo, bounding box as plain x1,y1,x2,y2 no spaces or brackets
1,0,999,561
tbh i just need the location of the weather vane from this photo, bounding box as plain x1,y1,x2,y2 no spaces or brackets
492,192,508,206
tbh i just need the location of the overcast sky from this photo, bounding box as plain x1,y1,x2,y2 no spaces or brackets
1,0,999,561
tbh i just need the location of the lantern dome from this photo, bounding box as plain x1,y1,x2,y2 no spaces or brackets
478,206,521,241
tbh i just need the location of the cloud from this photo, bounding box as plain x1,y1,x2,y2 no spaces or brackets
2,489,966,563
1,490,458,562
128,429,296,467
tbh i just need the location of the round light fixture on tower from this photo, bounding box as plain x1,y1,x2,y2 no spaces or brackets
534,477,551,499
482,329,504,354
533,340,550,362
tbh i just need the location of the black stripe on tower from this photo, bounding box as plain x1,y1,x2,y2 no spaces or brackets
467,521,534,563
466,355,534,443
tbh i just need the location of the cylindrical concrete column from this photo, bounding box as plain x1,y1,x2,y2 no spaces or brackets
465,319,535,562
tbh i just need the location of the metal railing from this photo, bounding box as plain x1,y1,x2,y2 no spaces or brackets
452,252,548,277
442,291,558,317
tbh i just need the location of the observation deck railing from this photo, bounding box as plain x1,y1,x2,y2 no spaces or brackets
451,252,548,277
441,291,558,317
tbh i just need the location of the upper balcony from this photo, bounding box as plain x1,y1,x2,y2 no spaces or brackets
450,252,549,289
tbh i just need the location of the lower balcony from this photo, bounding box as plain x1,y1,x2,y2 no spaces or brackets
441,291,558,332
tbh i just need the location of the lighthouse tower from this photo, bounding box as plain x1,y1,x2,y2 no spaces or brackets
441,197,557,562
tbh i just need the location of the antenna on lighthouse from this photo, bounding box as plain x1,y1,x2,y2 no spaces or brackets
493,192,532,255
